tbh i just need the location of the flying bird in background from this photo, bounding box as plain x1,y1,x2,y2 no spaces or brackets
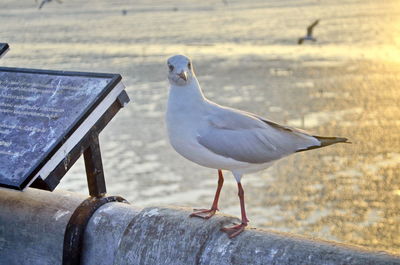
298,19,319,45
36,0,62,10
165,54,348,238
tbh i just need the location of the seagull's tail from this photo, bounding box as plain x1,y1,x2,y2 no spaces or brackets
296,136,350,153
315,136,350,147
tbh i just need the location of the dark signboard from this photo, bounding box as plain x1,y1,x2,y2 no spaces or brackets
0,67,122,190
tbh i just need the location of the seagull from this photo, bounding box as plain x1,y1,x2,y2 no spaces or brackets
36,0,62,10
298,19,319,45
165,54,348,238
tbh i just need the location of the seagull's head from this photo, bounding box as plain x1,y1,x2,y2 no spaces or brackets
167,54,195,86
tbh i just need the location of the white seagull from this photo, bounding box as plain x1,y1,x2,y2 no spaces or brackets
165,54,348,238
298,19,319,45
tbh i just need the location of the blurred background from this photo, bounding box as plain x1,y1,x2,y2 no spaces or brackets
0,0,399,254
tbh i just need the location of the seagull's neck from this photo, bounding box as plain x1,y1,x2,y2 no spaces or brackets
168,77,207,109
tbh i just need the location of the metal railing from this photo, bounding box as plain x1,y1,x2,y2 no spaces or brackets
0,188,399,265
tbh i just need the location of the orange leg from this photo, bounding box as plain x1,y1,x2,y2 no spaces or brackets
221,182,249,238
190,169,224,219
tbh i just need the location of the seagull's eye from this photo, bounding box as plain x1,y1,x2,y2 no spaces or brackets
168,64,174,71
187,62,191,69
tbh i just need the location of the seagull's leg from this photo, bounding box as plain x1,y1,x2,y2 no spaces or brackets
190,169,224,219
221,181,249,238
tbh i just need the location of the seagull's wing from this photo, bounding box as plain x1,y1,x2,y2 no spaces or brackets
38,0,47,9
307,19,319,36
197,105,321,164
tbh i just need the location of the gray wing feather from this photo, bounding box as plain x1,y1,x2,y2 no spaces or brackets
197,105,320,164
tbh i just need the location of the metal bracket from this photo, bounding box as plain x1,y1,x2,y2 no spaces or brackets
31,92,129,195
62,195,129,265
84,133,106,197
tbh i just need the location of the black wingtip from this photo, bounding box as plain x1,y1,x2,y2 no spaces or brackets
315,136,349,146
296,136,350,153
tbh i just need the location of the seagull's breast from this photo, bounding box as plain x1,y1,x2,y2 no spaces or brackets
166,100,213,165
166,93,249,170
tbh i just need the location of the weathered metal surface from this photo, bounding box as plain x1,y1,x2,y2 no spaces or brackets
0,188,399,265
62,195,128,265
0,188,85,265
82,202,140,265
114,207,400,265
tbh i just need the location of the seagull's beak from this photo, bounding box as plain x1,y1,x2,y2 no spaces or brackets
178,71,188,81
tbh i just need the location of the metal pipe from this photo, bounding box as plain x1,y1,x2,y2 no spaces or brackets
0,188,398,265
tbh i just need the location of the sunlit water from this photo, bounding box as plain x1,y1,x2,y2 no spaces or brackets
1,0,399,254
